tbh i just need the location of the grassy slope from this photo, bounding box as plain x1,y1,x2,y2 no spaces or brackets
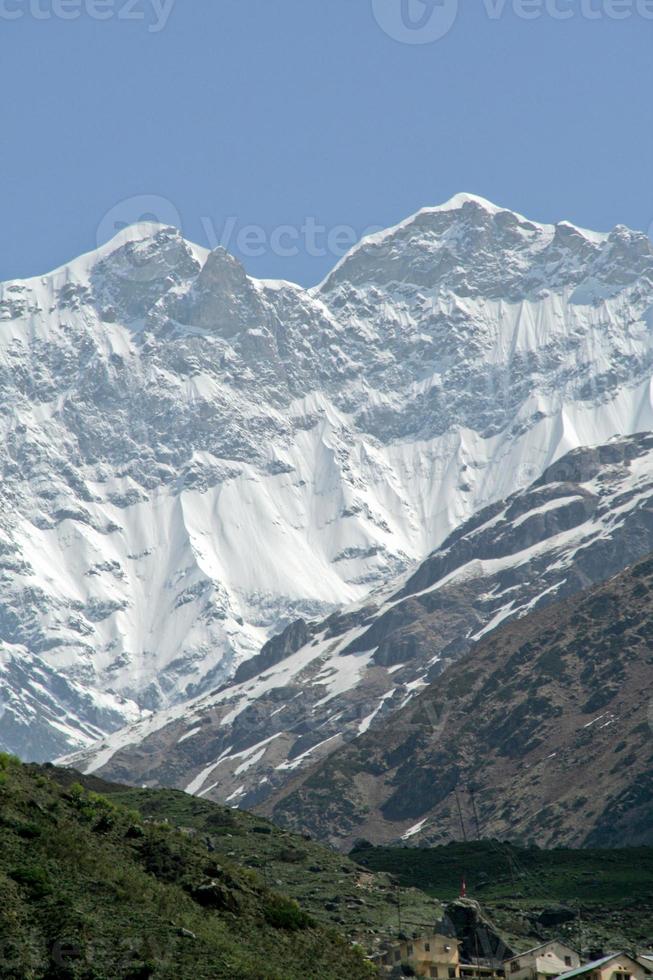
0,755,374,980
59,770,443,947
351,841,653,955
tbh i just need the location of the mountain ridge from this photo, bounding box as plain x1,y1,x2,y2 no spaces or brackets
2,193,653,761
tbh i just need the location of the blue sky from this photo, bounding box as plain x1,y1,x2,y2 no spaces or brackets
2,0,652,285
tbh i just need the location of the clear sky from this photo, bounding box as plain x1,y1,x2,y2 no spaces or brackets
2,0,652,286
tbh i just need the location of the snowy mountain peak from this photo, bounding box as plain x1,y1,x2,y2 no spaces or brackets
321,194,653,299
431,191,505,212
2,197,653,763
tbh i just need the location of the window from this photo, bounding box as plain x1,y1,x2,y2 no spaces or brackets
511,963,520,973
565,958,572,967
425,943,431,952
449,967,457,978
395,950,401,962
408,944,414,956
430,969,439,979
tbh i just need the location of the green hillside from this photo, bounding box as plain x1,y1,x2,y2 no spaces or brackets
50,766,444,945
0,754,374,980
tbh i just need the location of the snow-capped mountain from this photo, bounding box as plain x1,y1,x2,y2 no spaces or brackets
2,193,653,761
65,431,653,806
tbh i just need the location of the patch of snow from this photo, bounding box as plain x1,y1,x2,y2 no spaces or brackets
401,818,428,840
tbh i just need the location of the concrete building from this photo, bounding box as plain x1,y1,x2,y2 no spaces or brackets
556,952,652,980
375,932,460,978
504,941,581,980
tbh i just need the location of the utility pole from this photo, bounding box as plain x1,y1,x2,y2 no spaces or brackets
454,789,468,842
469,785,482,840
396,885,403,936
577,909,583,961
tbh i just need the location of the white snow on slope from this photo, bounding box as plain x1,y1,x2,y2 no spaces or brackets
63,429,653,803
3,194,653,762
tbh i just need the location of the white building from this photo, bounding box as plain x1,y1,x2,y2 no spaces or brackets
556,952,652,980
505,941,581,980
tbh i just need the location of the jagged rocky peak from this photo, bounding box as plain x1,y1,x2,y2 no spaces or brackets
320,193,549,294
169,245,268,336
96,224,197,282
90,223,203,319
321,191,653,300
594,223,653,284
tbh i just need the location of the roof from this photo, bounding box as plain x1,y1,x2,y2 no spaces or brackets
556,952,644,980
505,941,578,962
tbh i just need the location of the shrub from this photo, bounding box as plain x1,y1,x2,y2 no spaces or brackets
264,895,314,931
140,836,188,883
9,865,52,899
204,809,238,833
278,847,307,864
68,782,86,804
16,821,41,840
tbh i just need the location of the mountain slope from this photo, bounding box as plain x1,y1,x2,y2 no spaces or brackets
46,767,653,965
263,552,653,850
47,766,443,949
0,755,373,979
67,432,653,811
3,194,653,759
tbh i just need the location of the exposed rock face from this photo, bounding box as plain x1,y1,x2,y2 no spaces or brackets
173,247,268,336
4,193,653,761
67,433,653,820
262,553,653,850
444,899,514,965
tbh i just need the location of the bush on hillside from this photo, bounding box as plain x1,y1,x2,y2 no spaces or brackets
264,895,314,931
